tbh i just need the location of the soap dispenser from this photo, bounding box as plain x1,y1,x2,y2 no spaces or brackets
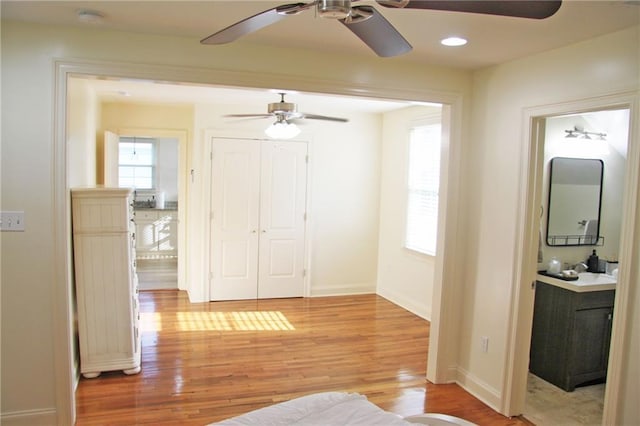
587,249,599,273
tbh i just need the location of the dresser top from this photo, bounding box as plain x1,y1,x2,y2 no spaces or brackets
71,187,134,197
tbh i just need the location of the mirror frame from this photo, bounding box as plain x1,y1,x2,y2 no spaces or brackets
546,157,604,246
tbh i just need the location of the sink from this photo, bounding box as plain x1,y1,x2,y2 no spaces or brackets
576,272,617,286
537,271,616,293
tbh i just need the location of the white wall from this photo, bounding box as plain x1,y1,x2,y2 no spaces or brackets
155,137,179,203
377,105,442,319
191,102,384,301
3,15,638,426
540,110,628,269
0,20,471,423
67,78,99,188
458,26,639,415
306,113,383,296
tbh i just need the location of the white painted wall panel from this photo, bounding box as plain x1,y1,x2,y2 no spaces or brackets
377,106,442,320
460,26,639,413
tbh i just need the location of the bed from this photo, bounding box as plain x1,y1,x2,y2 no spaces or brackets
209,392,477,425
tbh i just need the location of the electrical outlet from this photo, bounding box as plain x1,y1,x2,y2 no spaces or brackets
481,336,489,353
0,211,25,232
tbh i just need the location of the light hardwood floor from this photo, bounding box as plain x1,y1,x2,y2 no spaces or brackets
75,291,529,425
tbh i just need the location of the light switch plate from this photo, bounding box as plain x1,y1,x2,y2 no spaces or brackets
0,211,25,231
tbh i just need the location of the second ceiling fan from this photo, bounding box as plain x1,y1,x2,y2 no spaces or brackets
225,93,348,139
201,0,562,58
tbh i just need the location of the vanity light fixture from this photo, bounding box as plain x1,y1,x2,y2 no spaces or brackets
265,117,301,139
441,36,468,47
564,126,606,140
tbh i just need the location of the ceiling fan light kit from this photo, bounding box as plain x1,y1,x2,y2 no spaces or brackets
265,119,302,139
224,93,347,138
201,0,562,58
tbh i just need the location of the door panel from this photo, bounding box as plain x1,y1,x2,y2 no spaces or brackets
221,240,252,278
258,141,307,298
266,239,296,277
210,139,260,300
210,138,307,300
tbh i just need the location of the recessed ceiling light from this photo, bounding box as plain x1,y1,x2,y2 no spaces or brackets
76,9,104,24
441,37,468,47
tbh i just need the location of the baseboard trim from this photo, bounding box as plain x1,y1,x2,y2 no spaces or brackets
455,366,502,412
376,288,431,321
1,408,57,426
310,282,376,297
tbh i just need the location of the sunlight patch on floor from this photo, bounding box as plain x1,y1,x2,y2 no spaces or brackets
176,311,296,331
140,312,163,332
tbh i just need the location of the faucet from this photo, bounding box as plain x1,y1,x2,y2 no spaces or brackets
572,262,588,273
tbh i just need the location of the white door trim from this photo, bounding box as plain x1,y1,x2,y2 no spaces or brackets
54,58,463,423
504,90,639,422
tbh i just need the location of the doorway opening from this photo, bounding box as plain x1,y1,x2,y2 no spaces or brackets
57,61,461,424
101,125,187,291
119,135,180,290
523,108,630,425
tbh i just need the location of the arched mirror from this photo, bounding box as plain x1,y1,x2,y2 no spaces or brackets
546,157,604,246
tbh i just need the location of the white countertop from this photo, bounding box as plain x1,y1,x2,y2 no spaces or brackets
536,272,616,293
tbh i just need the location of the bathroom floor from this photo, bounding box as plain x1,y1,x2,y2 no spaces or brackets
524,373,604,425
136,257,178,290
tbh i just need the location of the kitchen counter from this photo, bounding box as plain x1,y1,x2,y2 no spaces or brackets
134,207,177,212
536,272,616,293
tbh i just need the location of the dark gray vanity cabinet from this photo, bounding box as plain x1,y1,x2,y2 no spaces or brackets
530,281,614,391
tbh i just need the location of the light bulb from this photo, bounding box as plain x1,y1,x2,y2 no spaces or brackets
265,121,301,139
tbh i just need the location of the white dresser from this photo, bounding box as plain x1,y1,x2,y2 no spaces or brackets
71,187,141,378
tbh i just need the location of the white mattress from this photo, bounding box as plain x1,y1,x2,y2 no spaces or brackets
209,392,416,425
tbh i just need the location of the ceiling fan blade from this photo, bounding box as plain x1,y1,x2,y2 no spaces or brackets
201,3,310,44
224,114,273,119
300,113,349,122
376,0,562,19
340,6,412,57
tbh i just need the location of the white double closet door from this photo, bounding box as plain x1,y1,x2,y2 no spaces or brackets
210,138,308,300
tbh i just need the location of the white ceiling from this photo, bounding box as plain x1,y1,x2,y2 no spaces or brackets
77,77,421,113
4,1,639,110
3,1,638,69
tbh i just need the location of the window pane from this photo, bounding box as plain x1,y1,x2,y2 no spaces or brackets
405,123,441,255
118,140,155,189
119,142,154,166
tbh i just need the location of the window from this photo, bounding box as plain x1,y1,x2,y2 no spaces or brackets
405,123,441,255
118,138,155,189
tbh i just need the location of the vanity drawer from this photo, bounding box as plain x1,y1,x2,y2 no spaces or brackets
135,210,159,221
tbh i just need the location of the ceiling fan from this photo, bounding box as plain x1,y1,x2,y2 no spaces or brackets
225,92,349,123
225,93,348,139
201,0,562,58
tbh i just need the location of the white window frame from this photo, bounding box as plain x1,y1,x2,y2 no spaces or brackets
404,117,442,256
118,137,156,189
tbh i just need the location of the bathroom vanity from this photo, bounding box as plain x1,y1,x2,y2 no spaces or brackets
134,207,178,258
530,273,615,391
